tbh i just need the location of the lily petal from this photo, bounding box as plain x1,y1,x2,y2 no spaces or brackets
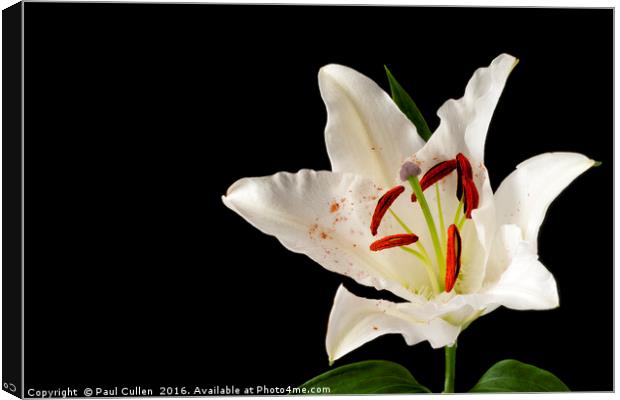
482,241,559,310
412,53,517,170
319,64,426,188
463,168,496,292
494,152,596,252
484,224,523,287
326,285,460,363
222,169,426,302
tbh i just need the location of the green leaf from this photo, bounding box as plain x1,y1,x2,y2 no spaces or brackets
299,360,430,394
470,359,569,392
384,65,433,141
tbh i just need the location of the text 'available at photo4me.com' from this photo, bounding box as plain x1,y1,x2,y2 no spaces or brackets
25,385,332,398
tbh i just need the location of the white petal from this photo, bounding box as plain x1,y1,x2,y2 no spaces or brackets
484,224,523,287
222,169,426,301
457,220,488,294
482,242,559,310
326,285,460,363
471,167,496,251
494,152,596,252
460,168,496,294
476,224,557,311
412,53,517,169
319,64,425,188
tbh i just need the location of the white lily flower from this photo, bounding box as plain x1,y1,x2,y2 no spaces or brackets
222,54,596,364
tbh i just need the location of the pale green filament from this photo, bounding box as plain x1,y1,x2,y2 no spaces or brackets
390,209,433,267
389,209,413,234
457,213,467,231
435,184,447,250
453,196,464,226
408,176,445,289
416,241,432,267
400,247,440,295
390,209,438,294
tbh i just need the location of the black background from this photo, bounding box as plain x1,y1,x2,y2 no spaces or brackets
23,4,612,393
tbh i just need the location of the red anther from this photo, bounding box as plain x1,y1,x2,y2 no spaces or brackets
370,185,405,236
411,159,457,202
456,153,473,179
445,224,462,293
456,153,479,218
456,153,472,200
370,233,419,251
463,180,479,219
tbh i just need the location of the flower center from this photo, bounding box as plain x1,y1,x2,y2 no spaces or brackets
368,153,479,296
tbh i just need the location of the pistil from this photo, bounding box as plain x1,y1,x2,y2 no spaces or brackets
408,175,445,284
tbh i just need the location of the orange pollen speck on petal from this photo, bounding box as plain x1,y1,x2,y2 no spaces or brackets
445,224,462,292
370,185,405,236
370,233,418,251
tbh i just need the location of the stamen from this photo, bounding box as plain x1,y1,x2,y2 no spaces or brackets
463,180,479,219
370,185,405,236
445,224,462,293
456,153,479,218
456,153,473,179
411,160,457,202
455,153,471,200
370,233,418,251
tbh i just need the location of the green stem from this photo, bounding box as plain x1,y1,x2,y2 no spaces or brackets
443,343,457,393
408,176,445,284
